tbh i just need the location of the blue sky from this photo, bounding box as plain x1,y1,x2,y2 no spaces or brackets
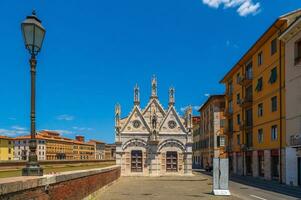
0,0,300,143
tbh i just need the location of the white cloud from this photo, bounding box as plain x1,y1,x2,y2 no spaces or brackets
72,126,93,131
56,114,74,121
202,0,260,16
0,126,29,137
52,129,73,135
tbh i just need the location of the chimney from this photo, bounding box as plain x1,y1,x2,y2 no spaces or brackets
75,135,85,142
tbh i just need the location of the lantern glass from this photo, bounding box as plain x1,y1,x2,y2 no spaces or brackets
21,13,45,55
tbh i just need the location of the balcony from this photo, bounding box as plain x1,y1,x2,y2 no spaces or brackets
224,109,233,117
290,134,301,147
238,74,253,86
240,96,253,108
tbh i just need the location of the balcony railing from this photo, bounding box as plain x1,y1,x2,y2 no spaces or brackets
238,74,253,86
290,135,301,147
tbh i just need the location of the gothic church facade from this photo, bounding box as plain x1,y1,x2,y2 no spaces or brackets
115,77,193,176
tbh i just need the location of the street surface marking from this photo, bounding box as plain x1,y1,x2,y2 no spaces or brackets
250,194,267,200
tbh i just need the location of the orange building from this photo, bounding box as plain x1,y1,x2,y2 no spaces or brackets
220,10,301,182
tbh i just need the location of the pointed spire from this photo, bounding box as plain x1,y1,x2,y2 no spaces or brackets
115,103,121,127
169,87,175,107
151,75,158,98
134,84,140,106
185,106,193,131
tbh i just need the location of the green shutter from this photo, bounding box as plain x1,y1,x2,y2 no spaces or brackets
269,68,277,84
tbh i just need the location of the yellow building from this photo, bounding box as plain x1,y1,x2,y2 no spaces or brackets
220,10,301,182
39,130,74,160
73,136,96,160
0,136,14,160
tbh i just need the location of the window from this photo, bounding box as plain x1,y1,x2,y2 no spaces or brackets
246,108,253,127
258,51,263,66
228,81,233,95
258,129,263,143
237,134,241,145
258,103,263,117
271,38,277,55
271,125,278,140
255,77,263,92
269,67,277,84
295,40,301,65
271,96,277,112
228,100,233,113
246,62,253,80
236,93,241,104
236,73,241,84
237,114,241,125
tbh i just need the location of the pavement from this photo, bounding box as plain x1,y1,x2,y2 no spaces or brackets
99,175,240,200
99,172,301,200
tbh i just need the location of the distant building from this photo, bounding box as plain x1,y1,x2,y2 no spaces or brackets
73,135,95,160
198,95,226,169
192,116,201,169
89,140,106,160
280,17,301,186
0,136,14,160
14,135,46,161
14,130,95,161
115,77,193,176
104,144,116,160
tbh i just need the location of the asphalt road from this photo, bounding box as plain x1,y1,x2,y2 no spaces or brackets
196,170,301,200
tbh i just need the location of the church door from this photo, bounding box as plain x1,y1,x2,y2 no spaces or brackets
131,150,142,172
166,151,178,172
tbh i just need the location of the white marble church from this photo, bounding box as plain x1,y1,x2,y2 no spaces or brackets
115,77,193,176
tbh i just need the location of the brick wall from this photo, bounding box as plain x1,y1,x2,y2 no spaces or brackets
0,165,120,200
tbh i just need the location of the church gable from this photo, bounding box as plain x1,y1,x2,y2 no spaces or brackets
142,99,166,128
159,107,186,134
121,107,150,133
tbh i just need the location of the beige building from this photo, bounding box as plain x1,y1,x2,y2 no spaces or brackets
198,95,226,170
279,17,301,186
192,116,201,168
104,144,116,160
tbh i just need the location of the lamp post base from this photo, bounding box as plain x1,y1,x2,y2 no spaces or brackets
22,165,43,176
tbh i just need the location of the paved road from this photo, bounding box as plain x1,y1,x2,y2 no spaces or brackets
99,175,240,200
99,173,301,200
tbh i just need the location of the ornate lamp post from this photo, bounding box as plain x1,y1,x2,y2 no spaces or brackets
21,11,45,176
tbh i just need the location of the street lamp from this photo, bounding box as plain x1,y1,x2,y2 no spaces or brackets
21,10,45,176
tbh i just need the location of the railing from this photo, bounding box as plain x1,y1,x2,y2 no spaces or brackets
290,135,301,146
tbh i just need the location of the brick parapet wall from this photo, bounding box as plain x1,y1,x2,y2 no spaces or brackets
0,165,120,200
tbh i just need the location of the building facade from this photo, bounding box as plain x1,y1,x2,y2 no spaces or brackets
220,10,301,182
198,95,226,170
280,17,301,186
104,144,116,160
115,77,193,176
89,140,106,160
0,136,14,160
192,116,201,169
14,131,95,161
14,135,46,161
73,136,95,160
